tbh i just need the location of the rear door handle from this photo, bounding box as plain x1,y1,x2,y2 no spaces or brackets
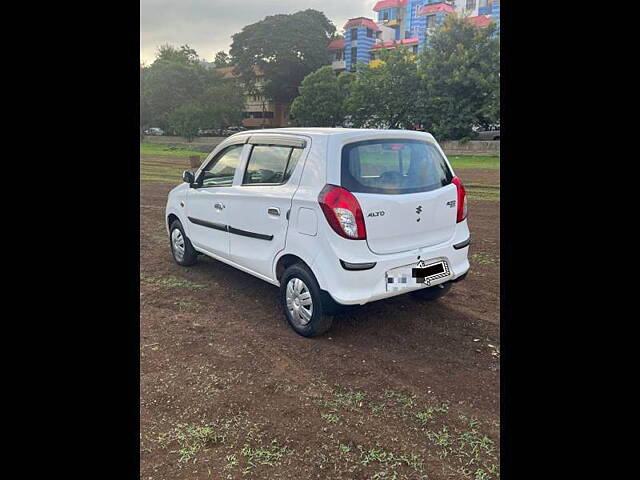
267,207,280,216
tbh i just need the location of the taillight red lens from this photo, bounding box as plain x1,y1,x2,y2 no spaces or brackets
318,184,367,240
452,176,467,223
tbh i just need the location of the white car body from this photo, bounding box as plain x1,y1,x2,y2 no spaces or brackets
165,128,470,308
145,127,164,136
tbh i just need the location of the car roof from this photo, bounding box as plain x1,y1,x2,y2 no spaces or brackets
228,127,436,142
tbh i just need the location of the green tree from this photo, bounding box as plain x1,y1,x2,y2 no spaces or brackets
416,15,500,140
344,48,419,129
142,57,208,130
168,104,204,141
156,44,200,65
337,70,355,93
141,45,245,135
214,51,230,66
290,66,351,127
199,76,245,129
140,63,151,140
230,9,336,105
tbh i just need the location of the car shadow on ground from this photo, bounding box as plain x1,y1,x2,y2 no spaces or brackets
177,253,487,347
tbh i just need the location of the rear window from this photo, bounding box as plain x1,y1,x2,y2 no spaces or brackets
341,139,453,194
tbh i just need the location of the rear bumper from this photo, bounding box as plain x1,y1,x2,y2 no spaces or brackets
311,220,471,305
453,236,471,249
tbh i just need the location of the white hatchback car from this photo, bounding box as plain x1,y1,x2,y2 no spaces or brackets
165,128,470,337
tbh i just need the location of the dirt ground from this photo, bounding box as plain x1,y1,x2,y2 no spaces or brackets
140,168,500,480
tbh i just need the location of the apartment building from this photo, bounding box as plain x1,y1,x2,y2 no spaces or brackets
328,0,500,71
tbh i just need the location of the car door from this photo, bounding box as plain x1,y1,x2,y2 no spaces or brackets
185,143,246,258
224,135,309,280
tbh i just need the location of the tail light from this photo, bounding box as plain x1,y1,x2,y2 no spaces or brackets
452,176,468,223
318,184,367,240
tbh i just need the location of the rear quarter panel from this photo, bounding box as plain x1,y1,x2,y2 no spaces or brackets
275,135,329,280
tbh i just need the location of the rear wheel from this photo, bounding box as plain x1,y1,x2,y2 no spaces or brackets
410,283,452,301
280,264,333,337
169,220,198,266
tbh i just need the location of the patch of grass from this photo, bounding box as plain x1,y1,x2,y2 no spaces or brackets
141,273,207,290
140,157,189,184
158,423,224,465
148,385,499,479
466,187,500,201
426,426,452,447
416,403,450,425
241,440,293,471
384,390,418,410
371,471,399,479
465,183,500,189
359,446,424,474
140,174,181,184
330,389,366,409
140,142,206,158
470,252,499,266
224,454,239,470
339,443,352,454
173,299,200,312
424,416,499,479
321,412,340,424
448,155,500,170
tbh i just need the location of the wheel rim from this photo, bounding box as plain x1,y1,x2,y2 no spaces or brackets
171,228,185,261
285,278,313,326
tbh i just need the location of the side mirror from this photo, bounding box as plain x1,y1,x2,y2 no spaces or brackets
182,170,195,186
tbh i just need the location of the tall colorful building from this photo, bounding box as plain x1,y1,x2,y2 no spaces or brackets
328,0,500,71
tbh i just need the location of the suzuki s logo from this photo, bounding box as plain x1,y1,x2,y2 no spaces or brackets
367,211,385,217
416,205,423,214
447,200,456,208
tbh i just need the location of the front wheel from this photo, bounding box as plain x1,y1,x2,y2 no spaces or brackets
280,264,333,337
169,220,198,266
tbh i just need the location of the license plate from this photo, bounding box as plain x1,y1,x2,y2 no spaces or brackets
412,260,450,285
386,259,450,291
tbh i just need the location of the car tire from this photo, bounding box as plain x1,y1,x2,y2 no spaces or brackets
320,290,347,315
169,220,198,266
410,283,452,301
280,263,333,337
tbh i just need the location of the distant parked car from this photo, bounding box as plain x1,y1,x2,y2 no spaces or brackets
475,126,500,141
197,128,219,137
223,126,247,136
144,127,164,136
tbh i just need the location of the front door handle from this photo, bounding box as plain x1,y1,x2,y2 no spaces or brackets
267,207,280,216
214,202,225,211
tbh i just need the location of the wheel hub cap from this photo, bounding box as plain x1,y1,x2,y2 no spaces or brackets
171,228,185,261
285,278,313,326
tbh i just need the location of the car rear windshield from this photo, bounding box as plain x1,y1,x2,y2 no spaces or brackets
341,139,453,194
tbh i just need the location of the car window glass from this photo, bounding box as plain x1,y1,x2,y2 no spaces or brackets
243,146,303,185
200,144,243,187
341,140,453,194
284,148,303,182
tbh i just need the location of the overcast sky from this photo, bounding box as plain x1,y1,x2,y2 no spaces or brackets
140,0,375,64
